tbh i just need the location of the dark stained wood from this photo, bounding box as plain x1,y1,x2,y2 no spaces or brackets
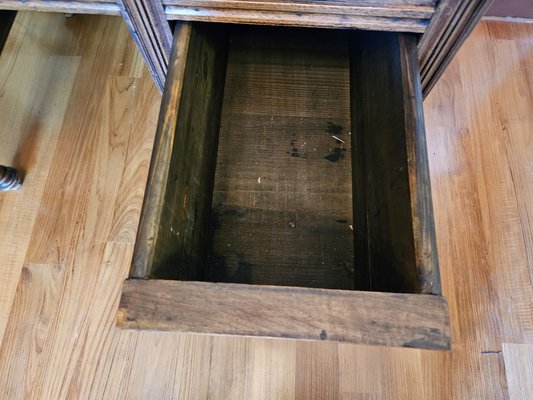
418,0,494,96
119,0,172,92
164,7,430,33
117,279,451,350
399,34,440,295
148,23,229,280
163,0,436,32
0,0,490,95
349,31,440,294
205,27,354,290
123,23,448,348
0,11,16,54
130,23,193,279
0,0,436,33
163,0,437,16
162,0,435,33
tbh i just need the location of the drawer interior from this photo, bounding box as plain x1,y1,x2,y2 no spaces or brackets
119,22,450,349
206,27,353,290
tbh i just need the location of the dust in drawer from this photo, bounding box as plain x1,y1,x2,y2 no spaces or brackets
205,27,354,290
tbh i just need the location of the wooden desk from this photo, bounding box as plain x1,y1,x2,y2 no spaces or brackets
1,0,494,94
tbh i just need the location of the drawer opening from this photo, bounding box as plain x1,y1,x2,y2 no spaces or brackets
119,22,449,349
135,23,439,295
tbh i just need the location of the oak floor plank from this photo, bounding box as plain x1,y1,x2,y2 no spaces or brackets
421,20,533,398
295,341,339,400
0,13,532,399
0,263,66,399
503,343,533,400
0,13,81,342
0,12,161,400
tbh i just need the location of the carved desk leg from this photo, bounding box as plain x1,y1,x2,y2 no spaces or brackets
0,166,22,191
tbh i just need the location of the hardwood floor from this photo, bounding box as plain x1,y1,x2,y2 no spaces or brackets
0,13,532,399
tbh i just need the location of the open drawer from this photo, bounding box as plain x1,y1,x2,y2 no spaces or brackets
117,22,450,350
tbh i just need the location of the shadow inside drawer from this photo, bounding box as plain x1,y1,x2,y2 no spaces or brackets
205,27,354,290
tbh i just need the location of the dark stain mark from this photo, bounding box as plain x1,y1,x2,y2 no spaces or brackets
326,122,343,135
206,206,254,284
324,147,346,162
233,260,252,283
205,252,253,284
336,219,348,223
208,211,222,231
287,148,306,158
404,338,449,350
209,207,246,231
481,350,502,355
319,330,328,340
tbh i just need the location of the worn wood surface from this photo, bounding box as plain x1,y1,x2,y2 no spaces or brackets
0,0,436,33
162,0,436,17
162,0,435,33
206,27,353,289
0,0,487,97
118,0,171,92
349,31,439,294
149,23,229,280
0,0,121,15
399,33,440,294
118,279,450,349
164,6,430,32
130,23,192,279
0,13,532,398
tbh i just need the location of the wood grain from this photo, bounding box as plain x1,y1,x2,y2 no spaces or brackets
130,23,192,278
421,20,533,397
0,263,66,399
0,0,488,95
206,27,354,289
119,0,172,92
118,279,451,349
163,0,435,32
0,0,436,33
0,13,532,399
399,33,440,295
349,31,439,294
0,12,81,340
503,344,533,400
0,0,120,15
418,0,494,96
149,23,229,280
162,0,437,17
164,7,430,32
